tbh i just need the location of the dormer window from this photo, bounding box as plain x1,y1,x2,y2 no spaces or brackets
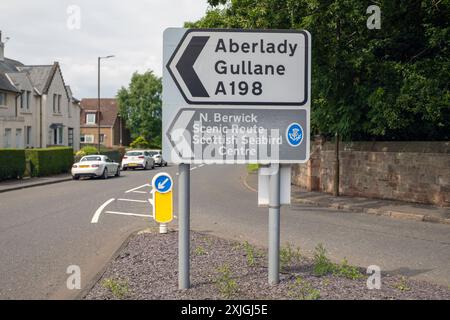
86,113,96,124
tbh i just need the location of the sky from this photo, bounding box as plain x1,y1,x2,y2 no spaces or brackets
0,0,209,98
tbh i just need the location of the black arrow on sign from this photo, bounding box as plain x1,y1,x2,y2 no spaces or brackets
175,36,210,98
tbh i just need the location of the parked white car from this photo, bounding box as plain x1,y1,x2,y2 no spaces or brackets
72,155,120,180
147,149,168,167
121,150,155,170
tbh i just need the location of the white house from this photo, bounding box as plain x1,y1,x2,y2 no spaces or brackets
0,31,80,150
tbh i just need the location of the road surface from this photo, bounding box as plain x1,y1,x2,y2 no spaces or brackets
0,164,449,299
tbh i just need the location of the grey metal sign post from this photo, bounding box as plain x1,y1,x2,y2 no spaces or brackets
178,163,190,289
268,163,281,284
163,28,311,289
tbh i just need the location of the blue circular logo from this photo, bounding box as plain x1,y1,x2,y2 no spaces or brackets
286,123,304,147
154,174,172,193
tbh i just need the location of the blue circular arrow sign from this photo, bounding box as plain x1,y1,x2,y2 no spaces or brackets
286,122,304,147
153,173,173,193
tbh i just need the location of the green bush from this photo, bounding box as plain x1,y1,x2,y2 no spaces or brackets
75,146,98,159
0,149,26,181
26,147,74,177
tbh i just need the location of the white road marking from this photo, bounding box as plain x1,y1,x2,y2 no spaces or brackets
117,198,148,203
131,190,147,194
125,184,150,194
105,211,153,218
148,198,154,206
91,198,115,224
199,164,205,168
190,166,197,171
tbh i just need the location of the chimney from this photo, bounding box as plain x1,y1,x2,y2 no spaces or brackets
0,31,4,61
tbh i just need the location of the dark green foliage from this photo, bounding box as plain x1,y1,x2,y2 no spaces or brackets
75,145,124,163
26,147,73,177
101,150,122,163
0,149,26,181
187,0,450,141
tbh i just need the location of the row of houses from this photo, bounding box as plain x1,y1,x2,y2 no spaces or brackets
0,32,131,151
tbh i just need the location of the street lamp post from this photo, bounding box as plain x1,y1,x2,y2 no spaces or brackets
97,55,114,153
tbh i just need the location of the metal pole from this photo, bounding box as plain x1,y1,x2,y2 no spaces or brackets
179,163,190,289
268,163,281,285
97,57,101,154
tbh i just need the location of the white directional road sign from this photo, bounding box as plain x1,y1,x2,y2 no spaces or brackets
166,108,309,164
166,29,310,106
163,28,311,164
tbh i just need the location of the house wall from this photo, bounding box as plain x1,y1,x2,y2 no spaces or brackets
68,101,80,151
16,78,38,148
43,69,80,150
0,90,25,148
80,127,114,148
292,139,450,207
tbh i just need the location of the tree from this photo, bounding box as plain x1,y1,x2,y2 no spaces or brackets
129,136,151,149
185,0,450,141
117,71,162,146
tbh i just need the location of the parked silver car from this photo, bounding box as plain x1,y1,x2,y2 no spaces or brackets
72,155,120,180
147,149,168,167
121,150,155,170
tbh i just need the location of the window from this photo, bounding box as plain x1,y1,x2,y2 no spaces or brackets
25,126,32,146
20,91,24,109
58,127,63,144
52,94,62,113
4,128,12,148
100,134,105,143
26,91,31,110
52,128,57,145
19,91,31,111
126,151,144,156
51,126,63,145
0,92,7,106
81,135,94,143
81,156,101,162
86,113,96,124
53,94,57,113
68,128,74,147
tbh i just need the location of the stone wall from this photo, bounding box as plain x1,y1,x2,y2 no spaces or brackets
292,139,450,207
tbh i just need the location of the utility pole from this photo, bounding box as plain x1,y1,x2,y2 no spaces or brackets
97,55,115,153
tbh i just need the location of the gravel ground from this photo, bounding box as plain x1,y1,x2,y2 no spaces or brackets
85,229,450,300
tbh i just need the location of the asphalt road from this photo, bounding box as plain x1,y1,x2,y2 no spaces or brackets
0,164,449,299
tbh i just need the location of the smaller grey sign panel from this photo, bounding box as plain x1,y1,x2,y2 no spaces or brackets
167,108,309,164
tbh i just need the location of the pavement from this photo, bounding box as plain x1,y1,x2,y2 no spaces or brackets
0,174,72,193
0,164,449,300
245,172,450,225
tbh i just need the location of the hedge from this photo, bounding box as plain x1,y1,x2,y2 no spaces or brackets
0,149,26,181
101,150,122,163
26,147,74,177
75,145,124,163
